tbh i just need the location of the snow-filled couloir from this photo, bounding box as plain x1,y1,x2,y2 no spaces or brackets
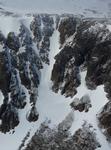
0,5,111,150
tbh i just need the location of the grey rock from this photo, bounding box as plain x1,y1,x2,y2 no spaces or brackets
71,95,92,112
26,106,39,122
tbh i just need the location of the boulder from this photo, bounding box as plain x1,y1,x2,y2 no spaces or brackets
70,94,92,112
26,106,39,122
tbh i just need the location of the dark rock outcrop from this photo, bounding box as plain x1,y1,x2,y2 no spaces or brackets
24,121,100,150
30,14,54,64
70,94,92,112
51,46,81,97
0,103,19,133
26,106,39,122
6,32,20,52
0,14,54,133
51,17,111,99
72,123,101,150
58,17,77,45
98,101,111,141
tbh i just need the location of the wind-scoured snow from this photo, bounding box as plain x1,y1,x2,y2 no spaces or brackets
0,0,111,18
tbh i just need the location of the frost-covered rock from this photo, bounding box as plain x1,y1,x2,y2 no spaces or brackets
71,94,92,112
9,69,27,109
58,111,74,131
24,121,100,150
30,15,42,44
72,123,101,150
30,14,54,64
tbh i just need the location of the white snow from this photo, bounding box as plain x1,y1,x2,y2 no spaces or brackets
0,0,110,18
107,24,111,32
19,15,33,30
36,17,73,127
0,44,4,52
58,111,74,131
17,46,25,54
0,15,20,37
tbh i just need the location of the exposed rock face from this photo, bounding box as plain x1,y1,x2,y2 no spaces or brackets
24,121,100,150
98,101,111,141
0,104,19,133
86,40,111,90
6,32,20,52
70,94,92,112
30,14,54,64
0,14,54,133
72,123,101,150
51,17,111,99
58,17,77,45
26,106,39,122
51,46,81,97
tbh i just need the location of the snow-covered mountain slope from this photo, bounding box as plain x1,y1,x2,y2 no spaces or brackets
0,6,111,150
0,0,111,18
